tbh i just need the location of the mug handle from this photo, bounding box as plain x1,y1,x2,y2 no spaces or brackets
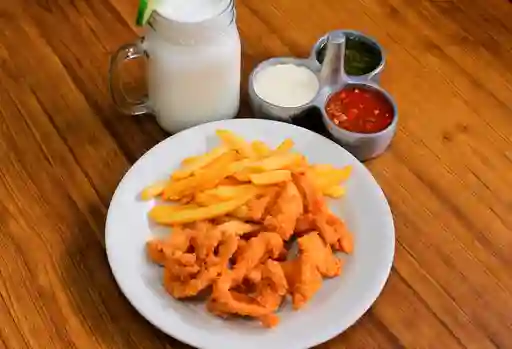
108,39,151,115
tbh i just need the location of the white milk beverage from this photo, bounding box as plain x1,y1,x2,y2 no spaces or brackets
109,0,241,133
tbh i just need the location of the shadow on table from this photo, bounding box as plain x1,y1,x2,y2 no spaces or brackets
60,202,193,349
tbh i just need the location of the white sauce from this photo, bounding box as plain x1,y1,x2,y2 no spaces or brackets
253,64,319,108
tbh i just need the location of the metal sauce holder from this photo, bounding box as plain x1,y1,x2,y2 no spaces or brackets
248,29,398,161
310,29,386,84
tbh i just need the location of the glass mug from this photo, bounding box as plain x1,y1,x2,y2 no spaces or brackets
108,0,241,134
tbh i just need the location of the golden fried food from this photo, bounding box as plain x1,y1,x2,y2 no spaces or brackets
146,225,196,265
298,232,342,278
216,129,255,158
322,213,354,254
251,140,271,158
248,153,303,172
159,223,240,299
149,190,258,224
249,170,292,185
194,184,259,206
143,130,354,327
163,264,220,299
140,179,168,201
274,138,294,154
323,185,346,198
252,260,288,310
208,260,288,328
294,213,316,236
146,239,168,265
231,186,280,222
215,219,261,237
165,253,200,280
264,181,304,240
293,172,354,253
191,221,222,260
231,232,284,283
287,232,342,309
172,145,229,180
308,164,352,198
207,288,274,323
293,172,327,214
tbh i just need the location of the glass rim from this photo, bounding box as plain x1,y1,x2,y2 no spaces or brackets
149,0,235,27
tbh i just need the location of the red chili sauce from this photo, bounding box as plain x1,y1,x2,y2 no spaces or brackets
325,87,394,134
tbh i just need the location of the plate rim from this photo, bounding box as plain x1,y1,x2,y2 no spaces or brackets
105,118,395,349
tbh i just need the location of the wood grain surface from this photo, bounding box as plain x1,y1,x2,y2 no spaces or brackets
1,0,511,348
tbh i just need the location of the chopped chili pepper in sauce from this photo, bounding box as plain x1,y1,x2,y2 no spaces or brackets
325,87,394,134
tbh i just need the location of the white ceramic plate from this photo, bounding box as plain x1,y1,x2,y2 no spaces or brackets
105,119,394,349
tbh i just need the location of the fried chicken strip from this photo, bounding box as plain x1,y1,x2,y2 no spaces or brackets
264,181,303,240
253,260,288,311
163,226,240,299
231,232,284,283
146,225,194,265
293,173,354,253
231,187,281,222
285,232,342,309
208,260,287,328
216,219,261,237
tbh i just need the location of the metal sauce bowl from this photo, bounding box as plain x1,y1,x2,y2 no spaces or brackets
321,83,398,161
248,57,321,121
310,29,386,84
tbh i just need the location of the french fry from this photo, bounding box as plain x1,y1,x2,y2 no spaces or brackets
284,154,309,171
250,170,292,185
194,184,257,205
309,165,353,190
310,164,334,172
227,158,263,182
227,158,254,173
179,195,194,204
274,138,294,154
181,155,201,166
218,177,245,186
323,185,346,198
172,145,229,180
149,190,258,224
152,203,199,212
140,180,168,200
216,129,254,158
251,140,271,158
193,153,246,192
163,177,199,201
248,153,303,172
163,151,239,199
232,168,260,182
205,184,257,199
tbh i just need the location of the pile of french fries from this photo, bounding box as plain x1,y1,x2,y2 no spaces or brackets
141,130,352,224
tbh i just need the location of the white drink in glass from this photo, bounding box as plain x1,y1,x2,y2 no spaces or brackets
109,0,241,133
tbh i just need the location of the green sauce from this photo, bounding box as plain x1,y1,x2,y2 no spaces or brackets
316,37,382,76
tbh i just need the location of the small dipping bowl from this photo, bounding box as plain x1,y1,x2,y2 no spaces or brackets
321,82,398,161
248,57,321,122
311,30,385,83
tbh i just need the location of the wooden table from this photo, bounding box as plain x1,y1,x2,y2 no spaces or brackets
1,0,511,348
